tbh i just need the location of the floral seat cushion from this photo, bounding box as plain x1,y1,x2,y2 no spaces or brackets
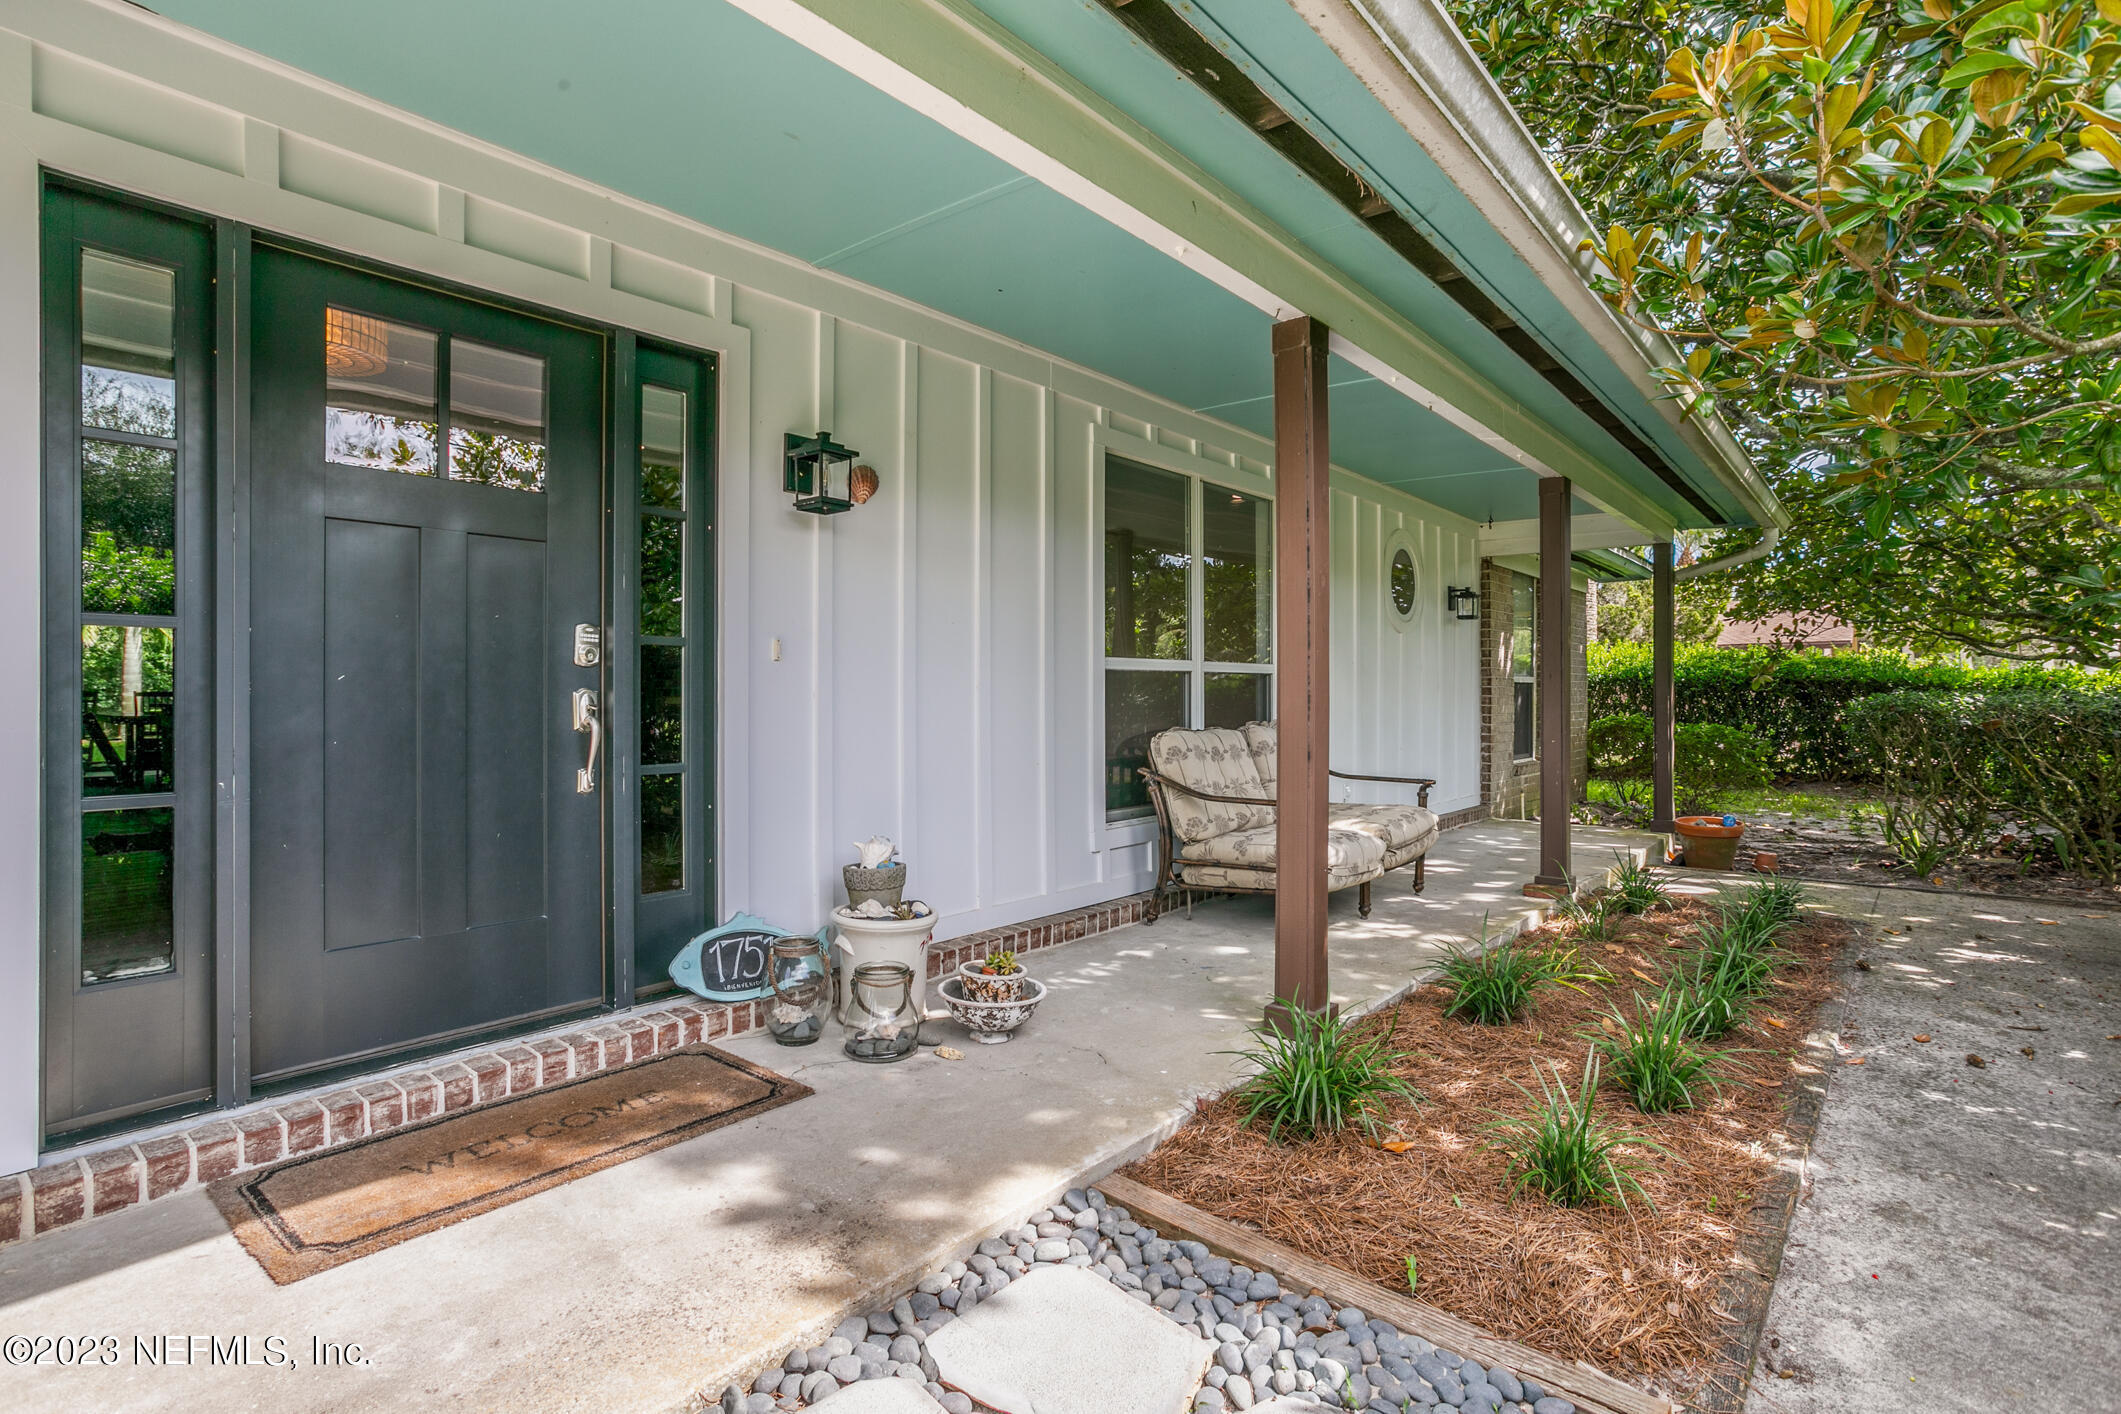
1146,726,1274,844
1334,804,1439,856
1178,822,1385,886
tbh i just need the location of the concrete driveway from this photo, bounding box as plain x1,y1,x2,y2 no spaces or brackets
1743,883,2119,1412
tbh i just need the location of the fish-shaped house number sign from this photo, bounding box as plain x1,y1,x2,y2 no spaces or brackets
668,913,826,1004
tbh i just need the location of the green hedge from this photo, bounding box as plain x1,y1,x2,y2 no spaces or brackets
1587,713,1772,811
1846,690,2121,882
1587,644,2116,780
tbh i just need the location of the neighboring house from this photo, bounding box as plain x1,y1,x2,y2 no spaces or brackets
0,0,1778,1183
1717,613,1858,653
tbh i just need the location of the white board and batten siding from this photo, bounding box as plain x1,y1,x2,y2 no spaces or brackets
0,7,1487,971
731,287,1484,939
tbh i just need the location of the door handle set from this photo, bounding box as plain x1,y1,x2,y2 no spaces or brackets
572,687,600,794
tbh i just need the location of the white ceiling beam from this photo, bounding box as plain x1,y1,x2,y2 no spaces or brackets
1479,513,1655,558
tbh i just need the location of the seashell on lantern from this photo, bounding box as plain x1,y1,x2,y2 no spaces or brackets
850,463,881,504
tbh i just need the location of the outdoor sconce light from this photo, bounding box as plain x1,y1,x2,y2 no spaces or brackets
784,431,861,516
1446,586,1480,621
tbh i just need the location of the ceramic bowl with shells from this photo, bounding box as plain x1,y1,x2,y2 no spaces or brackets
936,974,1047,1044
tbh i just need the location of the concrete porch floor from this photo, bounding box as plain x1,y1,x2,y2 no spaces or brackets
0,821,1656,1414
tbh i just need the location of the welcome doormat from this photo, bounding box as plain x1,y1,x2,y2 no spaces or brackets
211,1044,809,1283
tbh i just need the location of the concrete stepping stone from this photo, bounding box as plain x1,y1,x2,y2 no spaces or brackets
926,1264,1214,1414
809,1377,949,1412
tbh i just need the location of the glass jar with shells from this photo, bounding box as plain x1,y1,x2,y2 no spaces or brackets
843,960,922,1063
764,934,831,1046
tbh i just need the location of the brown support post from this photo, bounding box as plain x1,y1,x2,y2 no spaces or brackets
1268,315,1332,1027
1651,541,1676,832
1534,476,1572,887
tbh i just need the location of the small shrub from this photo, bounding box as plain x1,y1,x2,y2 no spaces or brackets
1437,936,1547,1025
1608,855,1676,915
1224,1001,1419,1143
1680,723,1775,798
1586,986,1735,1113
1849,688,2121,883
1585,713,1774,811
1487,1055,1662,1209
1587,713,1654,778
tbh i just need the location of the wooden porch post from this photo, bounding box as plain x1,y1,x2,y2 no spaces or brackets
1535,476,1572,887
1269,315,1331,1024
1651,540,1676,832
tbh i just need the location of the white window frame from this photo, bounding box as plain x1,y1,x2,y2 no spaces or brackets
1099,442,1274,828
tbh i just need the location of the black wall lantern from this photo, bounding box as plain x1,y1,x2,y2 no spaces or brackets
784,431,859,515
1446,585,1480,621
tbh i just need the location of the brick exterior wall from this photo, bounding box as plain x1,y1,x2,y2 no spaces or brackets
2,892,1153,1250
1478,557,1589,821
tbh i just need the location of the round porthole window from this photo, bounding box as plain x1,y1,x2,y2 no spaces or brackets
1390,546,1418,620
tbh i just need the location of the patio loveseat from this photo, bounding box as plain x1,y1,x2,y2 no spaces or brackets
1138,722,1439,922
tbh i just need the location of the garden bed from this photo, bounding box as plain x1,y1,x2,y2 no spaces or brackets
1122,882,1856,1404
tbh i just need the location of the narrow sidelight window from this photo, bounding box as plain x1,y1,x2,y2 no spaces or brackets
43,185,216,1139
76,250,182,982
638,382,688,894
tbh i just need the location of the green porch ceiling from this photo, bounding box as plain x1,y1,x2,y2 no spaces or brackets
144,0,1670,525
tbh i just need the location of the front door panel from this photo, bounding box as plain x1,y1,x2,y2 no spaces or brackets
248,248,605,1081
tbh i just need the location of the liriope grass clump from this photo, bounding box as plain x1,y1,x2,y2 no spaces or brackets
1743,874,1808,928
1672,880,1806,1038
1487,1055,1663,1210
1225,1000,1419,1143
1608,854,1676,915
1437,935,1548,1025
1586,984,1739,1113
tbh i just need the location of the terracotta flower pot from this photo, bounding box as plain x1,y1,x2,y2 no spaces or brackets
1674,815,1745,871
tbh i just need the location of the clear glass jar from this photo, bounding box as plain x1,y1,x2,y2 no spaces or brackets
843,961,922,1063
765,935,830,1046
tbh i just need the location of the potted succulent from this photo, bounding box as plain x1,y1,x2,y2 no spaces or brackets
958,949,1028,1004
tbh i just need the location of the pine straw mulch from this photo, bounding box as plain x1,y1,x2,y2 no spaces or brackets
1122,898,1854,1401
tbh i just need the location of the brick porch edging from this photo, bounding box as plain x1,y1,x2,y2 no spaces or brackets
0,891,1154,1251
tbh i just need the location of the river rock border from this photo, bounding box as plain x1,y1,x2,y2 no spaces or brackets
719,1186,1578,1414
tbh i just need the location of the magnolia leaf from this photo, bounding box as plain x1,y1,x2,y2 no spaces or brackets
1939,50,2028,88
1965,2,2042,43
2081,126,2121,171
2067,101,2121,136
2048,190,2121,216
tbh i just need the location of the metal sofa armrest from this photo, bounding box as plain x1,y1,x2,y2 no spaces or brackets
1328,768,1436,807
1139,767,1279,809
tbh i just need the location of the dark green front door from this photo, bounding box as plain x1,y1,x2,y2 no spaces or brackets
247,247,607,1082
